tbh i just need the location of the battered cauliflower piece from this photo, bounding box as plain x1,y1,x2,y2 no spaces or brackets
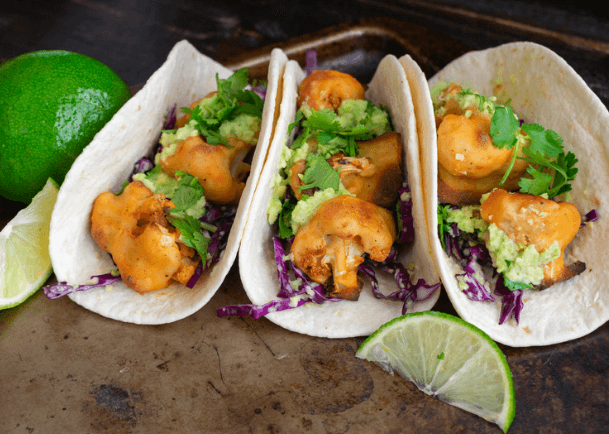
330,131,403,208
480,189,585,289
289,132,403,208
90,181,200,293
291,195,397,300
297,70,366,112
437,113,528,205
159,135,254,205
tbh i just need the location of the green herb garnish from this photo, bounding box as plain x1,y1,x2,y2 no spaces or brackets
299,153,341,192
166,171,213,260
438,205,452,250
277,200,296,239
181,68,263,147
503,276,534,292
490,105,578,197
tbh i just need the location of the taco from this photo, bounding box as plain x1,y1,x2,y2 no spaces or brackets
405,42,609,346
47,41,286,324
225,53,440,338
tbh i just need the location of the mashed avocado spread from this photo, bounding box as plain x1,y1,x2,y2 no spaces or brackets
444,205,560,286
267,98,392,233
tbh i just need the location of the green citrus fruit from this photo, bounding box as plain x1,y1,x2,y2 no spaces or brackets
356,311,516,433
0,50,131,203
0,178,58,309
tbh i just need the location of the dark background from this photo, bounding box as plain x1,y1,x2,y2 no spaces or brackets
2,0,609,93
1,1,608,433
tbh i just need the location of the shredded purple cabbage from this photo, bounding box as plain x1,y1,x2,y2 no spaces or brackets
359,256,440,315
441,215,507,313
217,236,342,318
217,189,439,320
397,184,414,244
128,157,154,182
494,276,524,325
305,50,317,76
443,204,599,324
163,105,177,130
581,209,598,227
43,273,122,299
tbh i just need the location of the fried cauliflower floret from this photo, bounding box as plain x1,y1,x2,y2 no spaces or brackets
331,131,403,208
90,181,200,293
437,113,528,205
291,195,396,300
480,189,585,289
289,132,403,207
159,135,254,205
297,70,366,112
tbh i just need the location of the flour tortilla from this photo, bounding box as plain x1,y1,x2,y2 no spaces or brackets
239,54,440,338
49,41,287,324
417,41,609,346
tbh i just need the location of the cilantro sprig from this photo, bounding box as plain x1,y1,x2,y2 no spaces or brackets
299,153,341,192
277,200,295,239
438,205,452,250
289,102,389,157
489,105,578,198
166,171,214,260
181,68,263,147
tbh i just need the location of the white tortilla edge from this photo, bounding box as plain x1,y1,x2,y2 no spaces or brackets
49,41,287,324
238,54,440,338
424,41,609,346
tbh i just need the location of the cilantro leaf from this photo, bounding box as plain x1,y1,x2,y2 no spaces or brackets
277,201,295,239
437,205,452,250
179,68,261,148
518,166,552,197
288,109,305,135
168,171,206,218
300,153,340,192
521,123,563,158
503,276,533,291
302,109,341,131
518,148,578,198
169,215,210,260
490,106,520,150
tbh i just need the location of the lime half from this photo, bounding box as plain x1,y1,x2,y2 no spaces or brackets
356,311,516,432
0,178,58,309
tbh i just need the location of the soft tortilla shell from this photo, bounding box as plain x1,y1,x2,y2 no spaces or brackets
49,41,287,324
239,54,440,338
422,41,609,346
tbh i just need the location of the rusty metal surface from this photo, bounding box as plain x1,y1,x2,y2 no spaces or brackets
1,11,609,434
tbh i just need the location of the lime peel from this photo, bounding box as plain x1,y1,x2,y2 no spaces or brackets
356,311,516,432
0,178,58,309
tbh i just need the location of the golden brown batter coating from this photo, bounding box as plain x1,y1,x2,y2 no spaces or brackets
437,113,528,205
336,131,403,208
297,70,365,112
159,135,254,205
289,132,403,208
291,195,396,300
480,189,584,288
90,181,200,293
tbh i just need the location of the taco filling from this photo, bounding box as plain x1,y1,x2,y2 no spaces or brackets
46,68,263,296
219,69,438,319
432,81,589,323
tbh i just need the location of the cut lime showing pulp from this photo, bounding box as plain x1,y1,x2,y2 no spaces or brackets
356,311,516,433
0,179,58,309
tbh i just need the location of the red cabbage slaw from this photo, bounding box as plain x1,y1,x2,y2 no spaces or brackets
217,183,440,318
441,205,598,325
43,104,239,299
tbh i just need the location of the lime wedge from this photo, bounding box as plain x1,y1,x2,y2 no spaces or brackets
356,311,516,433
0,178,58,309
